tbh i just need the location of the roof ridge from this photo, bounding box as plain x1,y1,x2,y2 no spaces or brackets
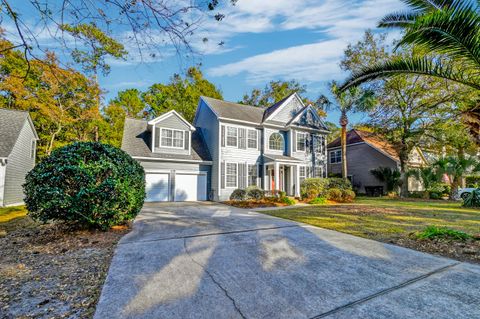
0,107,29,114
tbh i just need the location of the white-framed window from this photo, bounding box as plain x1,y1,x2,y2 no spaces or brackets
247,129,257,149
299,166,306,184
315,166,323,178
226,162,238,188
248,164,258,186
226,126,238,147
330,150,342,163
297,132,306,151
31,140,36,159
314,135,324,153
269,132,284,151
161,128,184,148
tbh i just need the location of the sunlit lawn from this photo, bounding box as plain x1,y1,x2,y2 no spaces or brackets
262,197,480,241
0,205,32,234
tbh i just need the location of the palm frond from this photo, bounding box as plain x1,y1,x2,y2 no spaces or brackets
397,6,480,68
340,56,480,91
379,11,422,28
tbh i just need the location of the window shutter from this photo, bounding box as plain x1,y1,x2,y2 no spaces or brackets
239,128,246,149
257,129,261,150
155,127,161,148
240,163,247,188
221,162,225,189
221,125,225,147
292,131,296,152
184,131,189,150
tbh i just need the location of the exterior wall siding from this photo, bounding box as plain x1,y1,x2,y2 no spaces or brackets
219,121,262,201
328,143,398,194
194,100,220,200
270,97,303,123
3,120,36,206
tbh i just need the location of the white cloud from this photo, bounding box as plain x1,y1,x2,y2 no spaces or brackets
207,0,405,84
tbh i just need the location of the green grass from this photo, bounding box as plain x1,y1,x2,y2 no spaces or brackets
0,205,31,234
416,226,472,241
262,197,480,241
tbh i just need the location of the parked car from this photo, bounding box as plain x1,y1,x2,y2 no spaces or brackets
457,188,477,200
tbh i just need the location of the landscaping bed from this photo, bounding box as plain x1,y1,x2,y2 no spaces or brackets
223,199,293,209
0,208,129,319
262,197,480,264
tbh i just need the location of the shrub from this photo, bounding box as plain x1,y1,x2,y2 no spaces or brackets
281,197,296,205
245,186,264,201
370,167,401,192
429,193,440,200
326,188,343,201
327,178,352,190
23,142,145,230
300,178,329,200
278,191,287,198
463,188,480,208
408,191,425,199
427,182,451,199
309,197,327,205
230,189,247,201
466,175,480,188
342,189,356,202
416,226,471,241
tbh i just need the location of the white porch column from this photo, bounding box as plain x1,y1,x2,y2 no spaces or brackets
289,165,294,196
295,165,301,197
274,162,280,191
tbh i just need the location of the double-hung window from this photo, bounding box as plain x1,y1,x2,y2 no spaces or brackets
247,129,257,149
330,150,341,164
31,140,36,159
315,166,323,178
297,132,306,151
248,164,257,186
226,126,238,147
299,166,306,184
314,135,324,153
226,163,238,188
161,128,184,148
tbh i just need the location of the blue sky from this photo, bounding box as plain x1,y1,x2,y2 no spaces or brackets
11,0,404,125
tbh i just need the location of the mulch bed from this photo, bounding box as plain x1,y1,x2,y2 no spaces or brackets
0,221,129,319
393,236,480,264
223,200,290,209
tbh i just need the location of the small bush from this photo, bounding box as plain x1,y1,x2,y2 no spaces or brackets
387,191,398,199
417,226,472,241
230,189,247,201
342,189,356,202
281,197,296,205
408,191,425,199
427,183,451,198
300,178,329,200
328,178,352,190
463,188,480,208
326,188,343,201
309,197,327,205
245,186,265,201
278,191,287,198
429,193,440,200
23,142,145,230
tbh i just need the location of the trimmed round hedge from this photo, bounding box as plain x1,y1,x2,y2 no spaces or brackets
24,142,145,229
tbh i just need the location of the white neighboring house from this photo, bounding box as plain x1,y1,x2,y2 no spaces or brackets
121,93,330,202
0,109,39,207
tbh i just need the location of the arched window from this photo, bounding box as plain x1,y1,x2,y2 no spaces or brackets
269,133,284,150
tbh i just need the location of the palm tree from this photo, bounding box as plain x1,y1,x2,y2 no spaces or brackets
340,0,480,140
435,156,480,198
370,167,402,193
320,82,376,179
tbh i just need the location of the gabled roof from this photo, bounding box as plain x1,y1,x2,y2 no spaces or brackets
262,92,296,122
328,129,400,162
0,108,38,158
288,105,329,131
147,110,195,131
121,118,211,162
201,96,265,124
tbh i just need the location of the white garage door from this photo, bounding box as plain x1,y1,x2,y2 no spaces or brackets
174,173,207,202
145,173,170,202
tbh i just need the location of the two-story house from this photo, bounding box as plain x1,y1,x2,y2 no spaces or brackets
121,93,329,202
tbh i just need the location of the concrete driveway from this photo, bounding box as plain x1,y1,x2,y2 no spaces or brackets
95,202,480,319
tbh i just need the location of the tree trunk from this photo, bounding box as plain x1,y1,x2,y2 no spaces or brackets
398,148,409,198
340,111,348,180
47,125,62,156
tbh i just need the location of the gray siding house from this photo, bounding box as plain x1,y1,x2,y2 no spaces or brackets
327,129,427,194
0,109,39,206
122,93,329,202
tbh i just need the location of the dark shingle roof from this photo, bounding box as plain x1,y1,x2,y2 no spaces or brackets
0,108,30,157
121,118,211,162
202,96,265,124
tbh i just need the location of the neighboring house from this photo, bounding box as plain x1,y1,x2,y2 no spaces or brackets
327,129,427,194
122,93,329,202
0,109,39,207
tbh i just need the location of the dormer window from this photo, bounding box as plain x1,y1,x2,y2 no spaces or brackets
269,133,284,151
161,128,184,149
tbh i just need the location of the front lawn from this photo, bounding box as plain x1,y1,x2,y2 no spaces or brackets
262,197,480,263
0,206,129,318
